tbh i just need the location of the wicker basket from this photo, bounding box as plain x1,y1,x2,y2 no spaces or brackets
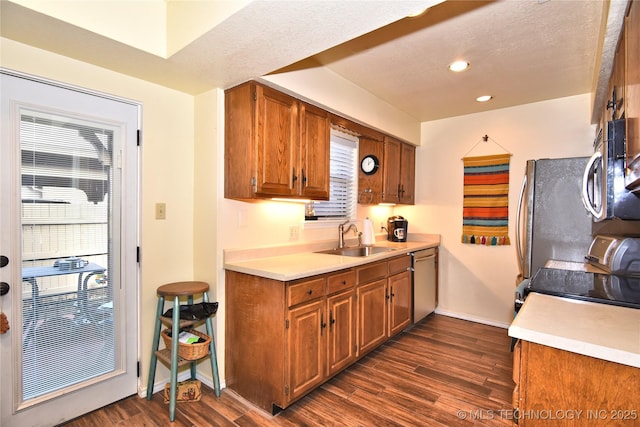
161,329,210,360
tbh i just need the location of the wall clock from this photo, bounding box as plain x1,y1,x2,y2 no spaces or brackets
361,154,380,175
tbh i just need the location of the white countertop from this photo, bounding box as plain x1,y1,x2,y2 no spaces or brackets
509,292,640,368
223,234,440,281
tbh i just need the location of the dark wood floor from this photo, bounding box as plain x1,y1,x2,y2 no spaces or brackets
61,314,515,427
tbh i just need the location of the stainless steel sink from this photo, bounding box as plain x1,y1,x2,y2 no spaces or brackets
315,246,394,257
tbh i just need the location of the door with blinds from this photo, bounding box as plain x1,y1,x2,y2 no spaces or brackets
0,71,139,427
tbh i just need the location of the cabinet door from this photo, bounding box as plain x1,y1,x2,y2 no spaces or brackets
286,299,325,402
399,143,415,204
382,137,401,203
224,82,258,200
299,102,330,199
255,85,299,197
608,27,625,122
357,279,388,355
326,291,356,376
387,270,412,336
626,1,640,190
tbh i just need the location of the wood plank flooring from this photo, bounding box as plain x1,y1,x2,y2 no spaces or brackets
61,314,515,427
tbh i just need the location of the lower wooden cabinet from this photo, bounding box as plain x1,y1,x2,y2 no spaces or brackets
226,254,413,414
387,268,412,336
513,340,640,426
357,278,388,355
286,298,325,402
326,290,357,376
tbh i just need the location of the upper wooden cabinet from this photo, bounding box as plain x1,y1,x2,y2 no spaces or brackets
625,0,640,191
224,82,330,201
382,136,416,204
603,22,625,125
358,137,384,204
299,102,332,199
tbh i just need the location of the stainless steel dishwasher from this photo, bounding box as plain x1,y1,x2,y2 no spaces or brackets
412,248,437,323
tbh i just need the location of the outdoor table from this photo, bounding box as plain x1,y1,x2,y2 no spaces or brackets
22,262,107,331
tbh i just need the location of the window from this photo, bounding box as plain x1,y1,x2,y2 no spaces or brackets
309,129,358,222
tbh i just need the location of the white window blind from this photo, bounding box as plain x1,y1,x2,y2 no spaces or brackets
20,111,114,400
312,130,358,221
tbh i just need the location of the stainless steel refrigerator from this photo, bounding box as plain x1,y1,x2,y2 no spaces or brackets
516,157,593,279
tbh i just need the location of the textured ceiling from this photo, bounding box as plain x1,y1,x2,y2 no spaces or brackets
297,0,607,121
0,0,626,123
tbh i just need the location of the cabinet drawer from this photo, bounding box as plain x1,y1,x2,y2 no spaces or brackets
356,261,387,283
288,278,325,307
327,270,356,294
388,255,411,275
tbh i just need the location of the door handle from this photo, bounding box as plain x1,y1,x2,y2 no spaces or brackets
0,255,8,268
582,151,602,219
515,174,527,275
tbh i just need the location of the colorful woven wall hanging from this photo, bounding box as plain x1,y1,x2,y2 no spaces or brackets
462,153,511,245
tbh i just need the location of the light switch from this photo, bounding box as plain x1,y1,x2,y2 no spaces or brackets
155,203,166,220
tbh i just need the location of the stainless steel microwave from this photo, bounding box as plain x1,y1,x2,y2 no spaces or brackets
582,119,640,222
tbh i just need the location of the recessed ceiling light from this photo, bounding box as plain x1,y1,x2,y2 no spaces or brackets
476,95,493,102
448,60,470,72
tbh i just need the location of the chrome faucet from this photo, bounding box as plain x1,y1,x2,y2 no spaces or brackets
338,220,358,248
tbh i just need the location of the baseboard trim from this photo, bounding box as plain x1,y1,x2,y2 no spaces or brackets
434,308,511,329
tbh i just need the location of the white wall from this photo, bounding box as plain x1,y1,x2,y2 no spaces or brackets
396,94,595,326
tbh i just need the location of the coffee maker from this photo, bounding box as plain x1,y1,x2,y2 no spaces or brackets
387,216,408,242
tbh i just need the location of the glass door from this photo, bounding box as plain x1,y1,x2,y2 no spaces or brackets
0,71,139,426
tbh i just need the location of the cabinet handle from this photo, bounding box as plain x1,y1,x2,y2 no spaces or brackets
301,168,307,186
329,309,335,331
292,167,298,189
390,286,395,302
341,280,347,285
307,289,313,295
320,313,326,335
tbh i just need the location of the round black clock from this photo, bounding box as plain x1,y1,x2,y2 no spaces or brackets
361,155,380,175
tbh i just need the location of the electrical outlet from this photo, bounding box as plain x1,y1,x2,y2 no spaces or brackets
289,225,299,241
155,203,166,220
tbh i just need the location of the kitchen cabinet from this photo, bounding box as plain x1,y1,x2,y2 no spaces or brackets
355,254,411,356
286,277,326,402
513,340,639,426
358,137,384,204
287,272,356,404
224,81,330,201
356,261,388,355
625,0,640,191
608,25,625,123
387,255,412,336
226,253,413,413
226,268,356,414
326,287,356,376
356,279,388,355
382,136,416,204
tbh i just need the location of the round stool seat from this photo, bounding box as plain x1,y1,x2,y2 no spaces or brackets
157,281,209,297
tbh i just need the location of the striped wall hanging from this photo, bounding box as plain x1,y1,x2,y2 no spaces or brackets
462,153,511,245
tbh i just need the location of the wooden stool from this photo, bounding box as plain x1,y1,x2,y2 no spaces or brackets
146,281,220,421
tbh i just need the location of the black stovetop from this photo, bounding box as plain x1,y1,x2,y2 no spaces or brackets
525,268,640,309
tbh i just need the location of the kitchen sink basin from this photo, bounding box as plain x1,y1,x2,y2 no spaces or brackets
315,246,395,257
